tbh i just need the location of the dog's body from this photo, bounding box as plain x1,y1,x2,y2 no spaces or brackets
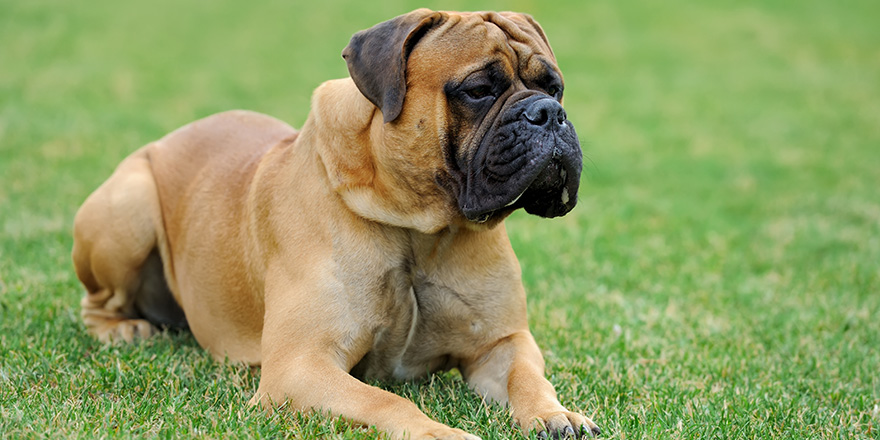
73,9,598,439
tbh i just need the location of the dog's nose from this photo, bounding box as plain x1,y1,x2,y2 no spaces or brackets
523,98,567,127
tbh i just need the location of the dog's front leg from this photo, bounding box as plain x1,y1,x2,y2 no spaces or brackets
255,357,479,439
251,284,480,440
463,331,601,438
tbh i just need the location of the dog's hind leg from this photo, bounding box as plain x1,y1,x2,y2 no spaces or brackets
72,147,177,343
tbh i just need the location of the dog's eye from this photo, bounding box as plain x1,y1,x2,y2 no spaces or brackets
546,84,562,98
465,85,494,100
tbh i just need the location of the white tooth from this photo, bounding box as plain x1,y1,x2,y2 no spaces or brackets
560,168,566,180
561,187,569,204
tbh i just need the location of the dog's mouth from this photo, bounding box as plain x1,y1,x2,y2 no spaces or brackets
515,157,578,218
462,156,578,223
457,95,582,223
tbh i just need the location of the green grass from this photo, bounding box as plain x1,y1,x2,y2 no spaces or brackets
2,0,879,438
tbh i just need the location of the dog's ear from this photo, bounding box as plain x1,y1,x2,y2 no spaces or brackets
342,9,444,123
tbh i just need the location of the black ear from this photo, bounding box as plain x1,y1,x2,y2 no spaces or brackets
342,9,444,123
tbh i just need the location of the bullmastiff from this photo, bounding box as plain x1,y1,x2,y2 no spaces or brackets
72,9,599,439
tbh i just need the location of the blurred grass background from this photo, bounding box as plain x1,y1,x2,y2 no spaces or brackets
1,0,879,438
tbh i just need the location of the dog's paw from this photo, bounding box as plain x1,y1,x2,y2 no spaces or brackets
525,410,601,439
412,426,481,440
90,318,158,343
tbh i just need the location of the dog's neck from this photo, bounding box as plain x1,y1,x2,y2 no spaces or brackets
301,78,461,234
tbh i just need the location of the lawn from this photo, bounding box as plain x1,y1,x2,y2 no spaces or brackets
1,0,879,438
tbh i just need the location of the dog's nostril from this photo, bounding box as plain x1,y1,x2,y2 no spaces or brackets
524,106,549,125
524,99,566,127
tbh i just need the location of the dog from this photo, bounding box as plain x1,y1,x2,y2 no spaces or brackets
72,9,599,439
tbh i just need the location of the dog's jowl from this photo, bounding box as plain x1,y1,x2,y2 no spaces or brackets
72,9,598,439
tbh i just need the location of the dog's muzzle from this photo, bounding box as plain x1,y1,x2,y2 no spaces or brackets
459,94,583,222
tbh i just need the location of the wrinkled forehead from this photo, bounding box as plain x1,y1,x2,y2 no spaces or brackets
409,11,560,84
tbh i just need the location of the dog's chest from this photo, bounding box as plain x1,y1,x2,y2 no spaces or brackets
350,273,487,381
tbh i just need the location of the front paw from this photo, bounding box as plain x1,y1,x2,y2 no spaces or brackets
410,425,482,440
521,410,601,439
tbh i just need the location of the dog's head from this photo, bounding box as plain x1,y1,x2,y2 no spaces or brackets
326,9,581,232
